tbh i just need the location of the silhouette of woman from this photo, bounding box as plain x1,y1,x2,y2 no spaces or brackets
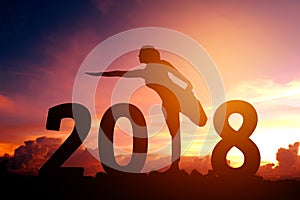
86,45,207,171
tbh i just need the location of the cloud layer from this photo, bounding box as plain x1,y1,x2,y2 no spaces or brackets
258,142,300,180
0,136,299,180
0,136,102,176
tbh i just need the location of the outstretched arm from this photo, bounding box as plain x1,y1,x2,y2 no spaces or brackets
85,71,126,77
85,69,144,78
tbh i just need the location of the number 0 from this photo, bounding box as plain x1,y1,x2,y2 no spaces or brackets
99,103,148,174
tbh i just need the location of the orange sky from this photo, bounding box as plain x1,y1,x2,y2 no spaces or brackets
1,1,300,177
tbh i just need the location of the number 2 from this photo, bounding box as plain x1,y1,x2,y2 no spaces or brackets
38,103,91,176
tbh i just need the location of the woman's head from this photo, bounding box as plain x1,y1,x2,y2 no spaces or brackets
139,45,161,63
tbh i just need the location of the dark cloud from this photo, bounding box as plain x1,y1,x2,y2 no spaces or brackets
1,137,300,180
258,142,300,180
6,136,62,175
0,153,11,176
0,136,102,176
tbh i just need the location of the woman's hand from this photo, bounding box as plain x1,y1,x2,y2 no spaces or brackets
186,83,193,90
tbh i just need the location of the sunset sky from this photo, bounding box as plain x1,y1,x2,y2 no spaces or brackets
1,0,300,177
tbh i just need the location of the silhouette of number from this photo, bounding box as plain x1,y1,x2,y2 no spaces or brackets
99,103,148,174
39,103,91,176
211,100,260,177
